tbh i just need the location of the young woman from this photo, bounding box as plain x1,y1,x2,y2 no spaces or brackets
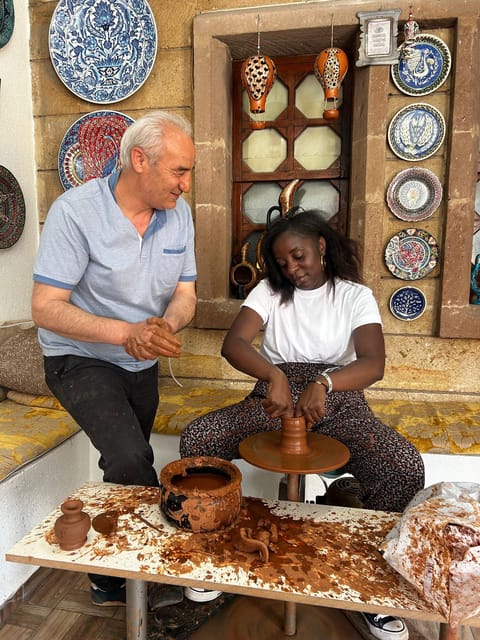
181,208,424,512
180,209,423,638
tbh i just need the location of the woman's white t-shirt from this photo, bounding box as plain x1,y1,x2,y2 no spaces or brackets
242,278,382,366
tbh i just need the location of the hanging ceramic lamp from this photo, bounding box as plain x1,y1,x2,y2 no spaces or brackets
241,54,277,129
314,48,349,120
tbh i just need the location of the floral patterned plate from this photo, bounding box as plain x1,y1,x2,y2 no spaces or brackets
49,0,157,104
389,286,426,321
386,168,442,222
384,228,440,280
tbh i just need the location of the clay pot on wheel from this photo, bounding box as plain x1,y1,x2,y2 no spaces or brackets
159,456,242,533
54,499,91,550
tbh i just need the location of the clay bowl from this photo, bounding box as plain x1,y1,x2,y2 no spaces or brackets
159,456,242,533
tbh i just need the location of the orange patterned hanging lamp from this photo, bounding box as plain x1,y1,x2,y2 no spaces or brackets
241,15,277,130
314,17,349,121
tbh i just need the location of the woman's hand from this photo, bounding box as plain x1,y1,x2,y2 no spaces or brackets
295,382,327,429
261,371,294,419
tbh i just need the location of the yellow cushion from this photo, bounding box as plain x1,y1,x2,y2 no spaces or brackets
369,399,480,455
0,399,80,482
152,386,247,435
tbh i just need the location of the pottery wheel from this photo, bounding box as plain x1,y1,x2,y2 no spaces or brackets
239,431,350,475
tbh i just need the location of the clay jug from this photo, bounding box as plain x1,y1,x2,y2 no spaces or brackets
314,48,349,120
160,456,242,533
54,499,91,550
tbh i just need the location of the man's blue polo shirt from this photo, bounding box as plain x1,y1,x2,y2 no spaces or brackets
33,173,197,371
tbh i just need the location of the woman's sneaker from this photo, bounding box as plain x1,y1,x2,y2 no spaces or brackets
183,587,222,602
360,613,409,640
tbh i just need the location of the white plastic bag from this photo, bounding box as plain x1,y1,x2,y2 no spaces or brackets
381,482,480,627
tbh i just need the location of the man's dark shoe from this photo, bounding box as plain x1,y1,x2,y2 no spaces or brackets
90,581,126,607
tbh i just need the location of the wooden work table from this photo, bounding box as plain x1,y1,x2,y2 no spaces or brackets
6,481,479,640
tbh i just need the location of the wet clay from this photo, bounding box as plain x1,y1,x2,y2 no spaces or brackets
280,416,310,454
92,511,119,536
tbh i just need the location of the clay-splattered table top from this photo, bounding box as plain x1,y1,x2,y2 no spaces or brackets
5,481,477,624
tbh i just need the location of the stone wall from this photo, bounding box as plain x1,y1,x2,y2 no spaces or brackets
29,0,480,401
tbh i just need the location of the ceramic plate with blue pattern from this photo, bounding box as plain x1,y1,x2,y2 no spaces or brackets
388,103,445,162
391,34,452,97
49,0,157,104
389,286,426,321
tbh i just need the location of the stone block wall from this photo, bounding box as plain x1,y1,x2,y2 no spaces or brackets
28,0,480,402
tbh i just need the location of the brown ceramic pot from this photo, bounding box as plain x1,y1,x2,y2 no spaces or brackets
159,456,242,533
54,498,91,550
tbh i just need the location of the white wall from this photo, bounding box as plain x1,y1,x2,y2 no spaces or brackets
0,3,38,323
1,433,91,605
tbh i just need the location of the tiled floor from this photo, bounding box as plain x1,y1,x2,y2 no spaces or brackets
0,567,479,640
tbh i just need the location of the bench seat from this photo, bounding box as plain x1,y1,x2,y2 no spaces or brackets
1,386,479,484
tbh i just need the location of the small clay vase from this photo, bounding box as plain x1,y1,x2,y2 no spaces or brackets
54,499,91,550
280,416,310,455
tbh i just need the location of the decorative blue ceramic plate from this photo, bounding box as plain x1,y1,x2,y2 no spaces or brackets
389,286,426,321
0,0,15,48
391,34,452,97
384,228,440,280
58,110,134,190
386,167,443,222
49,0,157,104
387,103,446,162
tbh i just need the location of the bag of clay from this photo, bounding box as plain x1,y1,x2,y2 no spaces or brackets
381,482,480,627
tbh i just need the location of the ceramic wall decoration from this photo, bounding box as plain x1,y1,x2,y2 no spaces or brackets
49,0,157,104
384,228,440,280
389,286,427,321
392,34,452,97
58,111,134,190
386,167,443,222
387,103,445,162
241,54,277,128
314,48,349,120
0,165,26,249
0,0,14,48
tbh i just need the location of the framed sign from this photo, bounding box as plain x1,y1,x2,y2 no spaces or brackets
356,9,401,67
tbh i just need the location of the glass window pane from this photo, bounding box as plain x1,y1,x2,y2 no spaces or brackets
294,126,341,170
296,74,344,118
243,130,287,172
243,183,283,224
294,181,339,221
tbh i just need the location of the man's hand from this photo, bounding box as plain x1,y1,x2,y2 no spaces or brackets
123,317,182,361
